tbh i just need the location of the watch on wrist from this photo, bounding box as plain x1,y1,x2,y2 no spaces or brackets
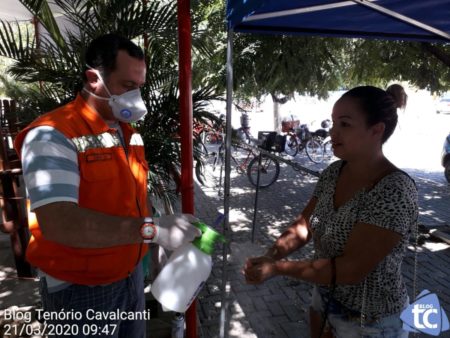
140,217,157,243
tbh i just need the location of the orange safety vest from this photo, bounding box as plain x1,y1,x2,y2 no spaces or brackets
14,94,149,285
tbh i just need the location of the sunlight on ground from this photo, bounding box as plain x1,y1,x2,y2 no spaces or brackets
267,220,285,238
0,266,15,281
0,290,12,298
408,240,449,252
423,194,442,200
229,301,257,338
267,228,283,238
421,210,436,216
228,209,250,227
232,187,249,195
428,216,447,223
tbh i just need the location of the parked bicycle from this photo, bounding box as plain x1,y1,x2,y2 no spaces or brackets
281,117,300,157
195,136,280,191
313,119,334,162
194,115,225,145
282,119,324,163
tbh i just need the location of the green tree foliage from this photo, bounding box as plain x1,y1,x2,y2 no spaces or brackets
347,39,450,93
192,0,450,102
191,0,227,91
232,35,350,101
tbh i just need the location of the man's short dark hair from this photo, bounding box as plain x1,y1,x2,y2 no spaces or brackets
82,33,144,82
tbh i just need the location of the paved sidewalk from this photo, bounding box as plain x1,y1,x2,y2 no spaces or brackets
1,152,449,338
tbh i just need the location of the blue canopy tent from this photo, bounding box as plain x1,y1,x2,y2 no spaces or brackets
227,0,450,42
218,1,450,337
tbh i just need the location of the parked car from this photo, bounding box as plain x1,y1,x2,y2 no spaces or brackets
436,95,450,114
441,133,450,183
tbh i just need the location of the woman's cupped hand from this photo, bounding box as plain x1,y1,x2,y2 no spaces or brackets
243,256,277,284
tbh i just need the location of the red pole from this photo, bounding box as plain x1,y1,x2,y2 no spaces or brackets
177,1,196,337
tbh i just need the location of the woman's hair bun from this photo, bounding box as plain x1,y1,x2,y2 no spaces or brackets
386,84,407,110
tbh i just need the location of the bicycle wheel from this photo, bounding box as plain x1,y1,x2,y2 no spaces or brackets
246,154,280,188
195,149,224,188
284,135,299,157
323,139,334,161
305,138,324,164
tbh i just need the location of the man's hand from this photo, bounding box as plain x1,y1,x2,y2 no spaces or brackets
154,213,202,251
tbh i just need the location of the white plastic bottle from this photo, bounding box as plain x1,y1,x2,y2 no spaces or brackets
151,222,225,313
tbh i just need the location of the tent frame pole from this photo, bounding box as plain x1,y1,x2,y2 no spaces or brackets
242,0,450,42
244,0,371,21
219,27,234,338
351,0,450,41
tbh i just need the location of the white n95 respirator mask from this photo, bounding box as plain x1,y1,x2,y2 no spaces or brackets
83,66,147,123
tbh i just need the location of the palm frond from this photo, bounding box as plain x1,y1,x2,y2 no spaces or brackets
19,0,66,51
0,21,34,60
0,0,223,208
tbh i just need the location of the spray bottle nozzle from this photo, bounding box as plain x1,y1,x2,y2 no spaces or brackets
191,221,226,255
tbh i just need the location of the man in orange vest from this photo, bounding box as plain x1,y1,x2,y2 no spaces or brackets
14,34,200,337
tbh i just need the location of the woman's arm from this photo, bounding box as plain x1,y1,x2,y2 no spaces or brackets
245,222,402,285
264,197,317,260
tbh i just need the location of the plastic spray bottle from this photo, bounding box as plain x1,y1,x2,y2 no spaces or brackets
150,221,225,313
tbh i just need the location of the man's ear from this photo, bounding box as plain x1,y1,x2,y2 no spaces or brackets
85,69,101,89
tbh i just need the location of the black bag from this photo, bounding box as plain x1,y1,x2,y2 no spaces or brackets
257,131,286,153
314,129,328,139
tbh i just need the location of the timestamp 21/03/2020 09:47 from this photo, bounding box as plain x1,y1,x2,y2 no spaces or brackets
3,322,119,337
1,307,152,336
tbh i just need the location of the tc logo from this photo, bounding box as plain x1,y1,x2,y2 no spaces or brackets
401,289,449,336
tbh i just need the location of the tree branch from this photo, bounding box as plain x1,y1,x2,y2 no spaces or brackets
421,43,450,68
270,92,292,104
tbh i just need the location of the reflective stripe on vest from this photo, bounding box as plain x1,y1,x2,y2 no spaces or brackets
71,132,144,152
130,133,144,146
